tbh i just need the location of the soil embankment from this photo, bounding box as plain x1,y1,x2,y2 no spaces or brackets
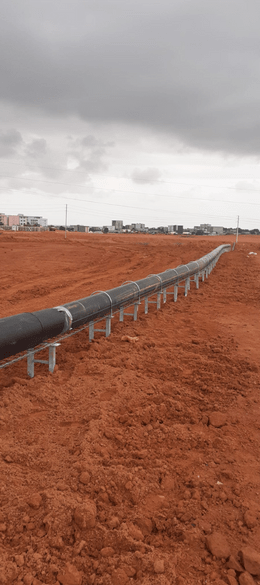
1,232,260,585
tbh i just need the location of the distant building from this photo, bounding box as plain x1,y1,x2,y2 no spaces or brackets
168,225,183,234
0,213,20,226
89,226,102,232
212,226,224,235
18,214,48,227
199,223,213,233
38,217,48,227
131,223,145,231
0,213,7,225
112,220,123,231
70,225,88,233
157,226,168,233
103,225,115,233
193,224,213,234
200,223,211,230
8,215,20,227
193,224,223,235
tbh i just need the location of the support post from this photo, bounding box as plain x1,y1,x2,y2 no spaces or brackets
144,294,161,312
27,350,34,378
49,345,56,373
89,317,112,340
105,316,111,337
119,303,138,321
163,289,167,303
89,322,94,341
174,284,178,302
184,278,189,297
27,343,59,378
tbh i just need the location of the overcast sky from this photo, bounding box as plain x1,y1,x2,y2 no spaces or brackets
1,0,260,228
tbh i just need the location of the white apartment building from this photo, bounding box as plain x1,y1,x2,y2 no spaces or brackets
18,214,48,227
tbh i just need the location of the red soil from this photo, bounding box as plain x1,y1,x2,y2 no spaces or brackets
1,232,260,585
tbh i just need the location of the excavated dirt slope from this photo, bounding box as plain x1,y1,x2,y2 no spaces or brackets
1,232,260,585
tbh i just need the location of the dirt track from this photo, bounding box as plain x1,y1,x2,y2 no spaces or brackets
1,232,260,585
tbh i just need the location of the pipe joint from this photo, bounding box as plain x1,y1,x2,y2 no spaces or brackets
55,306,73,333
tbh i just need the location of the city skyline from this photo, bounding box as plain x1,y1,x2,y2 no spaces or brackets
0,211,251,234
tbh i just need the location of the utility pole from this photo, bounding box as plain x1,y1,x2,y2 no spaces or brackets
65,204,67,239
236,215,239,244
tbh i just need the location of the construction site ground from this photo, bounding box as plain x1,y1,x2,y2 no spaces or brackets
1,231,260,585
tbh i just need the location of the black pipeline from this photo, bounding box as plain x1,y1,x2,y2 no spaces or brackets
0,244,230,361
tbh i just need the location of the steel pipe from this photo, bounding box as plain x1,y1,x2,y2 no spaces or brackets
0,244,230,361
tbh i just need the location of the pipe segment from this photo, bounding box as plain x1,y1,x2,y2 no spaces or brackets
0,244,230,361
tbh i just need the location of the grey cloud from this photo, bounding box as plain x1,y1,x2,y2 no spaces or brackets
0,128,23,157
25,138,47,158
132,168,161,184
80,158,107,174
81,136,100,149
67,135,115,150
67,134,113,173
74,148,107,173
81,135,114,149
1,1,260,155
